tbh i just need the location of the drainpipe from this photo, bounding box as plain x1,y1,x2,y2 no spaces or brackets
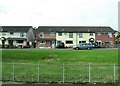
76,33,77,45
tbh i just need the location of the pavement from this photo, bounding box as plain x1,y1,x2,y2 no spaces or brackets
0,47,119,50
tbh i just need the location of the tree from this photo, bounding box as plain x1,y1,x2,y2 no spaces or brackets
26,28,35,42
116,32,120,44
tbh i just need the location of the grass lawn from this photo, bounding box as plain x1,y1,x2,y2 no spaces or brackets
2,49,118,64
2,49,119,83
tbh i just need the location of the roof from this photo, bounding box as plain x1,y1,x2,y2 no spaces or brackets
37,26,115,33
7,37,26,40
0,26,115,33
0,26,32,32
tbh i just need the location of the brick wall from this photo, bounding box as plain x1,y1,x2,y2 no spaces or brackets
44,32,56,39
36,32,56,47
95,33,115,47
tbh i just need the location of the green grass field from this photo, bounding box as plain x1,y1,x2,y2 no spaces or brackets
2,49,119,83
2,49,118,64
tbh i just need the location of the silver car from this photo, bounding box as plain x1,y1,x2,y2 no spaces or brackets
73,43,94,50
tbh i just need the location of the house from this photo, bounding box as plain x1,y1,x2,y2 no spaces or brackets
0,26,32,48
95,27,115,48
0,26,115,48
35,26,56,48
35,26,115,48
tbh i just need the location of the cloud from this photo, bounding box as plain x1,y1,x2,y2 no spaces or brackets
0,0,119,30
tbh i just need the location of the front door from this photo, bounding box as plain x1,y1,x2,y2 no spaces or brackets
105,42,110,48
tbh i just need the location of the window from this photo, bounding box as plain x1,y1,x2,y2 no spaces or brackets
17,40,23,43
79,41,86,44
58,32,62,36
97,32,102,36
2,32,6,36
40,32,44,38
50,32,54,36
10,32,14,35
69,32,73,38
109,41,113,44
20,32,24,37
57,41,62,45
40,40,46,44
90,33,93,36
108,33,112,38
79,33,83,38
64,33,67,35
66,41,73,44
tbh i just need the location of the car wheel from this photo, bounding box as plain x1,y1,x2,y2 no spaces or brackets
76,47,79,50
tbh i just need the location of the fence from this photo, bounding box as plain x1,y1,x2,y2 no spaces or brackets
1,62,119,83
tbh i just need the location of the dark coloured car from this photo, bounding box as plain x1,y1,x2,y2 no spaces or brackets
91,42,101,48
73,43,94,50
23,45,30,48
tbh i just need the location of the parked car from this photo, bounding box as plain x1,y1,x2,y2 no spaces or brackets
23,45,30,48
73,43,94,50
91,42,101,48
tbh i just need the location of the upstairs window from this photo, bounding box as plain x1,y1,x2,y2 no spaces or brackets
90,33,93,36
108,33,112,38
10,32,14,35
2,32,6,36
40,32,44,38
97,32,102,36
58,32,62,36
20,32,24,37
79,33,83,38
69,32,73,38
50,32,55,36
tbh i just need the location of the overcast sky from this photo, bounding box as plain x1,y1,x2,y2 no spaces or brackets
0,0,119,30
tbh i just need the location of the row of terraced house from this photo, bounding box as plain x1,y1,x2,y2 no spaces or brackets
0,26,117,48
